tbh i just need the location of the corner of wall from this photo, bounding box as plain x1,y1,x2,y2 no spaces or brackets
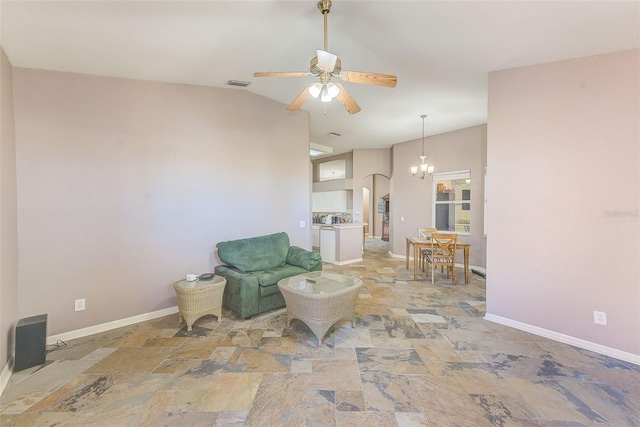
0,357,14,396
0,45,19,395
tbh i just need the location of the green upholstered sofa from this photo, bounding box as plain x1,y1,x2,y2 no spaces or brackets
214,232,322,318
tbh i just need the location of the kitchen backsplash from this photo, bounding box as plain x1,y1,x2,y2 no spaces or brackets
312,210,353,224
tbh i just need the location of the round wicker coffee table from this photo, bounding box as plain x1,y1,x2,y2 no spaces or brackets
173,276,227,331
278,271,362,345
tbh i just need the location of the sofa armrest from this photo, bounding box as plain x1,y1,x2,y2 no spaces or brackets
214,265,260,318
287,246,322,271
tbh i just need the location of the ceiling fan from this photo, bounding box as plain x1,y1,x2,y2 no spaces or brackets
253,0,397,115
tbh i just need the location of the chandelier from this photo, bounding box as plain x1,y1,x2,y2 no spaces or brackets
410,115,435,179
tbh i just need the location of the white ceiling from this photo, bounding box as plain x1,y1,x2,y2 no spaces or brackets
2,1,638,156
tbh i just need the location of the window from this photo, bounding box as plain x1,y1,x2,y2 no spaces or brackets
432,170,471,234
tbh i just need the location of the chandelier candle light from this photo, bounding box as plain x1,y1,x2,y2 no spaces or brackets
410,115,435,179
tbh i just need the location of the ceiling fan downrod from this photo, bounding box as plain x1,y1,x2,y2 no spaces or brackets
318,0,332,51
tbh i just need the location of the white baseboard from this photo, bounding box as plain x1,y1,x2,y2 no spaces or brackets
484,313,640,366
331,258,364,266
0,357,14,397
2,307,178,396
390,251,404,259
47,306,178,346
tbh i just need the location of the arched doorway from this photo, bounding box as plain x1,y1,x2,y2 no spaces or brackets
362,187,370,236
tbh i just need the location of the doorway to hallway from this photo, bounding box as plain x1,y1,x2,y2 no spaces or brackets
362,173,390,250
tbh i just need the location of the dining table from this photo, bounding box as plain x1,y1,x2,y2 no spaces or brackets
405,236,470,284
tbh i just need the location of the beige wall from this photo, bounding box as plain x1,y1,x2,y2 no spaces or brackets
390,125,487,268
0,48,19,375
487,50,639,357
13,68,311,335
352,148,391,227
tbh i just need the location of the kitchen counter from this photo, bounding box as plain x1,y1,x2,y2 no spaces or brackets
312,222,367,229
319,222,367,265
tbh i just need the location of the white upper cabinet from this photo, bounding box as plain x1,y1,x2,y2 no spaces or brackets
313,190,347,212
330,190,347,212
312,192,324,212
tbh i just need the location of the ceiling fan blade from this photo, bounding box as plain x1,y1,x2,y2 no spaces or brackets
254,72,312,78
316,49,338,72
287,84,313,111
339,71,397,88
334,83,361,115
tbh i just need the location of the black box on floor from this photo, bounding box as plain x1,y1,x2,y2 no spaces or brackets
14,314,47,371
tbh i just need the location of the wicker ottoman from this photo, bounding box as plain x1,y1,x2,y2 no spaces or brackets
173,276,227,331
278,271,362,345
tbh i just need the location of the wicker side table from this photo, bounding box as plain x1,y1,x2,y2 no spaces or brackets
173,276,227,331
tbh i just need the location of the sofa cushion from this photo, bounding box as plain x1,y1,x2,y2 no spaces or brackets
217,232,290,272
251,265,309,291
259,283,282,297
287,246,322,270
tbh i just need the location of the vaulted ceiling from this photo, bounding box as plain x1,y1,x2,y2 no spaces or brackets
2,1,638,156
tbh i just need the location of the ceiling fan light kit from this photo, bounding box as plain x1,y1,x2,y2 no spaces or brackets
309,81,340,102
308,83,323,99
253,0,397,114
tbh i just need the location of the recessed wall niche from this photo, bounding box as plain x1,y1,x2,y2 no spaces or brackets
318,159,346,181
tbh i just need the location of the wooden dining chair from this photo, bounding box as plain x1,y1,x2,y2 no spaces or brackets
417,227,437,239
417,227,437,269
425,233,458,285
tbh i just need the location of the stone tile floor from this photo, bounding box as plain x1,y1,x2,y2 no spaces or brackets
1,239,638,426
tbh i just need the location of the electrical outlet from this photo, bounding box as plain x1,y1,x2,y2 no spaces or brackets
299,221,305,228
75,298,86,312
593,310,607,325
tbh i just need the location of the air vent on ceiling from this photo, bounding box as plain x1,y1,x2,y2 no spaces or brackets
328,132,341,138
226,80,252,87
